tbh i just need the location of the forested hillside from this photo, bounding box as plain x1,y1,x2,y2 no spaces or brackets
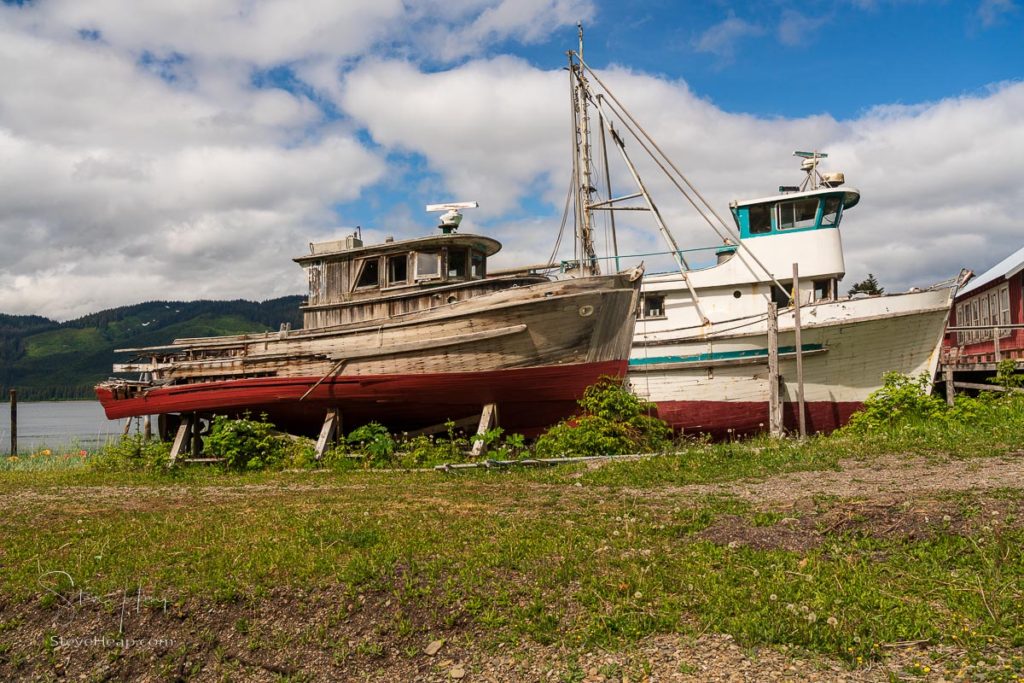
0,297,303,400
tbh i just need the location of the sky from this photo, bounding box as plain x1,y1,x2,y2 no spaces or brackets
0,0,1021,321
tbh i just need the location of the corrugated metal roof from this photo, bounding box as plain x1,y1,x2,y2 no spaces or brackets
958,244,1024,297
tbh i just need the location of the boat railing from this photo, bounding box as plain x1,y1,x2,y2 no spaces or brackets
561,245,722,274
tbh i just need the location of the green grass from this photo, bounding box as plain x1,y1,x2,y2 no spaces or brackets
0,468,1021,672
3,388,1024,677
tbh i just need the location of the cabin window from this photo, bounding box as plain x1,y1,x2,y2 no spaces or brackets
415,251,441,280
447,249,467,278
747,204,772,234
821,196,842,226
813,278,835,301
387,254,408,286
471,251,486,278
771,281,792,307
778,198,819,230
641,294,665,319
355,258,380,288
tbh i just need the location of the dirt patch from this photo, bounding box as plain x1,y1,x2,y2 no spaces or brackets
630,452,1024,506
696,493,1022,552
1,591,1001,682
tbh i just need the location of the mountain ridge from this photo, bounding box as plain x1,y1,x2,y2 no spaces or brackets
1,296,304,401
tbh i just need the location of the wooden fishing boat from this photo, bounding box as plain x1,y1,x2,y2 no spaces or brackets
96,210,642,441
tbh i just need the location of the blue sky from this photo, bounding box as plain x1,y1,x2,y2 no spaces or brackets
0,0,1021,318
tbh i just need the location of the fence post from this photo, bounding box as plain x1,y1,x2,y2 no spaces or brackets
8,389,16,456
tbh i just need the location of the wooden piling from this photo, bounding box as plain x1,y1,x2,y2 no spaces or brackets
792,263,806,438
9,389,16,456
994,327,1001,362
944,366,955,407
767,302,782,437
143,414,152,442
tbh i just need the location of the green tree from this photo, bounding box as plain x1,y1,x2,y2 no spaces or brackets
848,273,884,296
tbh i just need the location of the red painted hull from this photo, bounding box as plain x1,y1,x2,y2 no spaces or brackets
96,361,626,436
654,400,862,438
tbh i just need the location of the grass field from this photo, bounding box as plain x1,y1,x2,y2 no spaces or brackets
2,440,1024,680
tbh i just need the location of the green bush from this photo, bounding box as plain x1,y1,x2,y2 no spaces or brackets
843,372,945,432
205,413,287,471
346,422,396,467
88,435,172,472
533,376,672,457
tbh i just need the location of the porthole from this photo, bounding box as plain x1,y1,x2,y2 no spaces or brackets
578,305,595,317
447,295,458,304
733,290,741,299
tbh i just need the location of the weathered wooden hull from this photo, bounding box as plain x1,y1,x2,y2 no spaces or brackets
96,360,626,436
97,273,641,435
629,287,954,436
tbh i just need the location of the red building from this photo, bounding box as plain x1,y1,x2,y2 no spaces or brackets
944,246,1024,367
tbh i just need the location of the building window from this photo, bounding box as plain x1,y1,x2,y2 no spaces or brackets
355,258,379,288
777,198,819,230
955,302,967,345
641,294,666,319
387,254,408,286
999,283,1011,326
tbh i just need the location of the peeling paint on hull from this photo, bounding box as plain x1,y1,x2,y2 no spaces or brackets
96,360,627,436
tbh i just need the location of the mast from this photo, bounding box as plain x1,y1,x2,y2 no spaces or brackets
569,23,599,276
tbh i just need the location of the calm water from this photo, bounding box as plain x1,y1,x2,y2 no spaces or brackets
0,401,128,454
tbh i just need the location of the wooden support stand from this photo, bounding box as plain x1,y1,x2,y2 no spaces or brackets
767,303,782,437
470,403,499,457
169,415,192,464
944,366,955,407
315,409,342,461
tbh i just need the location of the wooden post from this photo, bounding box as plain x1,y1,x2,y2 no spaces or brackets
8,389,16,456
767,302,782,437
792,263,806,439
470,403,499,457
315,409,341,461
944,365,956,407
994,327,1001,362
143,415,152,442
169,416,192,463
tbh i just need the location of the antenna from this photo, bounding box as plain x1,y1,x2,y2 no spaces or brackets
794,150,828,191
426,201,479,234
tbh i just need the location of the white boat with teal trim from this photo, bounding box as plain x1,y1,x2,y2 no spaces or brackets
565,35,957,435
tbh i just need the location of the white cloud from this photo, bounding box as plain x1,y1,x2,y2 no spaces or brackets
0,0,1020,323
334,55,1023,294
977,0,1018,27
692,14,765,62
777,10,831,47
